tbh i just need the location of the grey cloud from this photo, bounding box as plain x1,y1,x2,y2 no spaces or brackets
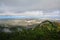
0,0,60,12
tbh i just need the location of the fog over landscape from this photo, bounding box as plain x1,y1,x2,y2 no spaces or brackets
0,0,60,40
0,0,60,28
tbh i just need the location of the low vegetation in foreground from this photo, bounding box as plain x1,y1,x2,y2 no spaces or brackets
0,20,60,40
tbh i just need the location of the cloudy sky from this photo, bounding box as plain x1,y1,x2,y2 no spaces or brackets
0,0,60,19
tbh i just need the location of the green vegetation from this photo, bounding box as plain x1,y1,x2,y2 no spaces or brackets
0,20,60,40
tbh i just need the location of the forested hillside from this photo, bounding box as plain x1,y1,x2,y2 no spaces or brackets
0,20,60,40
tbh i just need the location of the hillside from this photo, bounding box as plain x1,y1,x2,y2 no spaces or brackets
0,20,60,40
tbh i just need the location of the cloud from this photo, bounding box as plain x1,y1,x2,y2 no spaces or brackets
0,0,60,11
0,11,42,16
0,10,60,19
0,0,60,19
0,10,60,16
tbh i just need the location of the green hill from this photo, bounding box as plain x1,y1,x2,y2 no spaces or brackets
34,20,57,31
0,20,60,40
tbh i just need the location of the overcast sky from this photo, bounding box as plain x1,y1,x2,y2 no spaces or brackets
0,0,60,10
0,0,60,19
